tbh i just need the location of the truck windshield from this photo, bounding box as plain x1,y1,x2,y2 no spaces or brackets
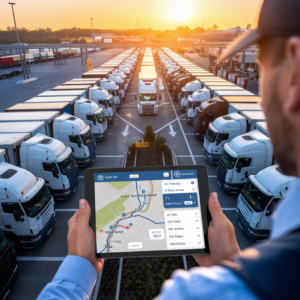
205,128,217,143
241,180,272,212
108,90,118,97
188,101,201,109
0,230,7,252
57,153,76,175
221,150,237,169
80,129,93,146
140,93,157,101
95,110,106,124
22,183,51,218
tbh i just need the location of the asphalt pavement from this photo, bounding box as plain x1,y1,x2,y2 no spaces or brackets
1,48,254,300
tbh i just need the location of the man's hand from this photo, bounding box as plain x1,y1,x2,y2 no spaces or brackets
67,199,104,275
193,193,241,267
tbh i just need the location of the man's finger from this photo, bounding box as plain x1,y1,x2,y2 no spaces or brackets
68,210,80,230
77,199,92,227
208,193,226,226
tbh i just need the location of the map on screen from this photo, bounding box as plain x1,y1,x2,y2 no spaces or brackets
94,170,205,254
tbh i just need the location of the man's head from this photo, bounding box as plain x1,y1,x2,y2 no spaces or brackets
219,0,300,177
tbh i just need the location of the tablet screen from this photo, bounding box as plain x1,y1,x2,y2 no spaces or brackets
94,169,205,254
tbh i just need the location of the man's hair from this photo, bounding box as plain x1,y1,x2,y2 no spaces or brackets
259,36,288,67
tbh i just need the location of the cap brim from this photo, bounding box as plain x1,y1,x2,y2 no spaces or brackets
219,29,262,62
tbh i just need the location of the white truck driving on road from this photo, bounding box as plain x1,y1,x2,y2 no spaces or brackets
186,87,210,124
217,130,273,194
236,165,297,241
204,112,266,164
89,86,116,123
0,162,56,249
0,133,79,200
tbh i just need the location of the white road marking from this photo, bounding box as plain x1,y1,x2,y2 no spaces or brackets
55,209,77,212
116,114,144,134
96,155,123,157
121,125,130,137
177,155,205,158
168,125,177,137
163,76,196,164
155,114,185,133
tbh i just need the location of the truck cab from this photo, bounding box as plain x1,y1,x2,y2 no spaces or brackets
0,228,18,300
109,74,125,101
53,114,96,167
112,70,128,90
74,98,107,142
186,88,210,124
89,86,116,123
100,78,122,110
179,80,201,111
172,75,196,101
236,165,297,241
217,130,273,193
119,66,132,83
193,97,226,139
137,80,159,115
204,113,247,164
0,163,56,249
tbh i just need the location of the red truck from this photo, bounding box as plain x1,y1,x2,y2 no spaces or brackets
193,97,226,138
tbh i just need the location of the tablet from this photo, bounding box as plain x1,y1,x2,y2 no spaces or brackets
84,165,211,258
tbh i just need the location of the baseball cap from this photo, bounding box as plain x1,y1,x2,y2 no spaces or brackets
219,0,300,61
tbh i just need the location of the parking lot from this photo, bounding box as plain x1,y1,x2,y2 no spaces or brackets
0,48,255,300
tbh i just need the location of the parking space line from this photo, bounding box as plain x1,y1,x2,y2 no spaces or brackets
177,155,204,157
115,114,144,134
162,77,196,165
96,155,123,158
155,117,178,133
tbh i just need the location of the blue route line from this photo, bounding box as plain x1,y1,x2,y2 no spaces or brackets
99,182,164,253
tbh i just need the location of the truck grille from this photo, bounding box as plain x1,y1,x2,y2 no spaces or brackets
238,195,253,222
217,159,227,184
0,242,15,292
142,104,154,114
67,165,79,191
38,199,54,229
88,140,97,158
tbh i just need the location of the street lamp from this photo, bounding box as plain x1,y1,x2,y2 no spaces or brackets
8,2,28,80
90,18,93,30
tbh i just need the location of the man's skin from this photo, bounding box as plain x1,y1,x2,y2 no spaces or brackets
67,36,300,275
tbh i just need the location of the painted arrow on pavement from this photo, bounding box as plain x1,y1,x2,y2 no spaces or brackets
168,125,177,137
122,125,130,137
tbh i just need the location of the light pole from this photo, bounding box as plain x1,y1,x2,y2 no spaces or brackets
9,2,28,80
90,18,93,31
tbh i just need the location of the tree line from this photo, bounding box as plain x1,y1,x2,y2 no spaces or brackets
0,26,205,44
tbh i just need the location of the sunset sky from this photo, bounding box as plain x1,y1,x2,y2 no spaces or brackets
1,0,263,31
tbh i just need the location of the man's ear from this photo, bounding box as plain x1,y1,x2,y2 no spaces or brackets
283,37,300,116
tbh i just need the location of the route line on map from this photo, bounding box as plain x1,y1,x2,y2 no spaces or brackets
99,182,164,253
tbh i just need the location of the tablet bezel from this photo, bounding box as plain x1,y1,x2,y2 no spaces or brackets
84,165,211,258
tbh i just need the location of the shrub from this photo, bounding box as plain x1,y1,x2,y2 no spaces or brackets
163,264,168,269
161,269,166,275
139,291,144,296
136,271,142,275
145,290,150,296
137,264,142,269
128,270,133,275
160,257,165,261
154,259,159,263
143,259,148,264
168,259,173,264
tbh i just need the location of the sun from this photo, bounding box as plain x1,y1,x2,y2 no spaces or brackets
172,4,190,22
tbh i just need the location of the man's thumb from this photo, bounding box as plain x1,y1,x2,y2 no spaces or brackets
208,193,225,225
77,199,91,226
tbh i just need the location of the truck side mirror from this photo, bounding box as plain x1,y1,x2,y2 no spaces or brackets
159,94,162,100
244,171,249,179
13,209,22,222
135,94,137,100
105,103,108,109
77,139,82,148
236,162,242,173
216,136,222,146
52,167,59,178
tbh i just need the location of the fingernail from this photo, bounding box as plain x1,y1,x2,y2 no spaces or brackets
212,193,218,202
80,199,86,208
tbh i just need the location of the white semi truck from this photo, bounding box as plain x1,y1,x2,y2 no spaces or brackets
204,111,266,164
0,133,79,200
99,78,122,110
179,80,201,111
89,86,116,123
0,116,96,168
24,97,107,141
236,165,297,241
137,72,159,115
186,88,211,124
217,130,273,194
112,70,128,90
108,74,125,101
0,162,56,249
